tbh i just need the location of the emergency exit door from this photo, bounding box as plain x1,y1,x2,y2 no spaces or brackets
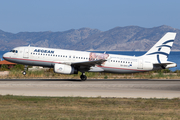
138,59,143,69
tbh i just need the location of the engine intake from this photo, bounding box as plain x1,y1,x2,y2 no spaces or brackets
54,64,78,74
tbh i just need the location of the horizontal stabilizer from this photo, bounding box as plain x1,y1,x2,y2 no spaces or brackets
153,61,177,69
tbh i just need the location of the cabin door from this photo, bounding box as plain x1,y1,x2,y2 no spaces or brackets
138,59,143,69
23,48,29,58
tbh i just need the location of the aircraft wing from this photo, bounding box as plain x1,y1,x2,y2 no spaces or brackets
71,59,107,67
57,59,106,71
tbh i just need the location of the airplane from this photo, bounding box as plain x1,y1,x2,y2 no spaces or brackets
3,32,177,81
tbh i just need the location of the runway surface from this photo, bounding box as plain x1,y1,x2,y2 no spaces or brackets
0,79,180,98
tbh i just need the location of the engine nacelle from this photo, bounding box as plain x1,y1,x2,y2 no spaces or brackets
54,64,78,74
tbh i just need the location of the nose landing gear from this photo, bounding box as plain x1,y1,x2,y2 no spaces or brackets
22,71,26,75
22,65,28,75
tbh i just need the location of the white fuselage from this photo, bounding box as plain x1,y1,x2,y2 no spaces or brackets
3,46,157,73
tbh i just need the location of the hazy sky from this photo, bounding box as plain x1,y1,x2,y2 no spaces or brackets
0,0,180,33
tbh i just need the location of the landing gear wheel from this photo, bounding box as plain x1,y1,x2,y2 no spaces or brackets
80,75,87,81
22,65,28,75
22,71,26,75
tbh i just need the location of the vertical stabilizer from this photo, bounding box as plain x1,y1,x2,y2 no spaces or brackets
143,32,176,63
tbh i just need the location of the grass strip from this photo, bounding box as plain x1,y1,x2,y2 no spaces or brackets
0,95,180,120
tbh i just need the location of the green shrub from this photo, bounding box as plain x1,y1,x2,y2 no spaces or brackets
0,64,8,71
104,75,108,79
12,64,24,71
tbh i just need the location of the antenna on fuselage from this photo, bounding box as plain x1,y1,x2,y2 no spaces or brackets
104,51,106,54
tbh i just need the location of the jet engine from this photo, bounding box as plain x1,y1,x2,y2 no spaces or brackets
54,64,78,74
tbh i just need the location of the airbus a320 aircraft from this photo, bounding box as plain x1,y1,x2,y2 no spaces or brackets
3,32,177,81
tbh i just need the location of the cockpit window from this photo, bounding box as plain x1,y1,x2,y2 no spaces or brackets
10,50,18,53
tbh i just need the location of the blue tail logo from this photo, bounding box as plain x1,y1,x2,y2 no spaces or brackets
147,40,174,63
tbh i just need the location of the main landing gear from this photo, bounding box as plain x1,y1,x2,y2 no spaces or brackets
80,72,87,81
22,65,28,75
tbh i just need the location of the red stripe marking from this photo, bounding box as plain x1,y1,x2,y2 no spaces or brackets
3,57,61,64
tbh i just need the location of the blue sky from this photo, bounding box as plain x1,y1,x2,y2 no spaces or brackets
0,0,180,33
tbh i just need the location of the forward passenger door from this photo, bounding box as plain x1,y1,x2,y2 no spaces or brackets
23,48,29,58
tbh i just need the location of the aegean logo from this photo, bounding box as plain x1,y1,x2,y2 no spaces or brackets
34,49,54,54
147,40,174,63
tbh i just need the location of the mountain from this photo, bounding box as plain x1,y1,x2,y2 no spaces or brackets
0,25,180,51
71,25,179,51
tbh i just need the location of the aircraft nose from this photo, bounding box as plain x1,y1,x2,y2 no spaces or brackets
3,52,10,60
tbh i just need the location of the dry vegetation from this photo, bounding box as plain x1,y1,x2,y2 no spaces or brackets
0,95,179,120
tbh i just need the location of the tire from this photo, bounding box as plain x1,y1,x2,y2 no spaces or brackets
80,75,87,81
22,71,26,75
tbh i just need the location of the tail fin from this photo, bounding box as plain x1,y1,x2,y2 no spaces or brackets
143,32,176,63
